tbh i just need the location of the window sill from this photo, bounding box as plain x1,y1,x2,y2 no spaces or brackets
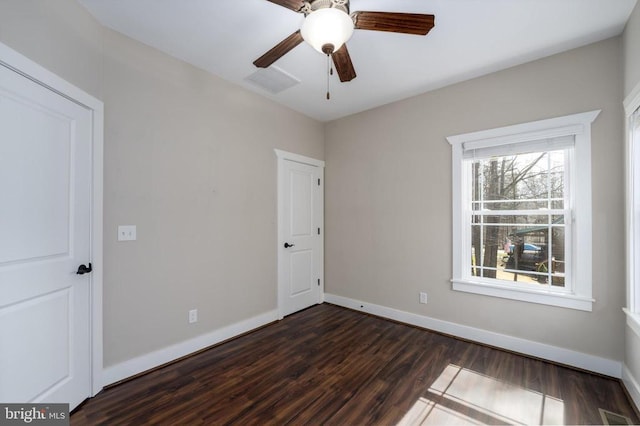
623,308,640,338
452,279,594,311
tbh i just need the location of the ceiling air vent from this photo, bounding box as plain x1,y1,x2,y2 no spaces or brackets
245,66,300,94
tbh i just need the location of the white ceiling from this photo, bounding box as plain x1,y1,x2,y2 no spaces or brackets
77,0,637,122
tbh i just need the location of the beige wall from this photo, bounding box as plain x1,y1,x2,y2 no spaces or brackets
623,1,640,403
0,0,324,367
101,30,324,365
624,2,640,96
0,0,103,98
325,37,625,361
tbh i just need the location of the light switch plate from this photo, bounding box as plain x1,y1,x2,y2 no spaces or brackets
118,225,137,241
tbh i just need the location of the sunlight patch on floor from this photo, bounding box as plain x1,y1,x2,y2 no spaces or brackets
398,397,484,425
398,364,564,425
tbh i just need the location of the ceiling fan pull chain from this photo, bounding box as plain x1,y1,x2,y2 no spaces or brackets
326,53,331,100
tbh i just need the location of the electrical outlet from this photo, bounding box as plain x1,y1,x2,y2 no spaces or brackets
419,292,428,304
188,309,198,324
117,225,137,241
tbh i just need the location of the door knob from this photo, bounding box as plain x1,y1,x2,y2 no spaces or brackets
284,242,295,248
76,263,92,275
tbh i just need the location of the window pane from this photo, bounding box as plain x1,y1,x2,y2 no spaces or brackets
470,150,566,210
471,214,556,226
473,224,545,278
487,225,565,287
471,162,482,203
549,226,566,288
477,200,549,211
507,152,550,201
549,150,566,202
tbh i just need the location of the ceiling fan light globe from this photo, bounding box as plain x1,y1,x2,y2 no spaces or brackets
301,8,354,54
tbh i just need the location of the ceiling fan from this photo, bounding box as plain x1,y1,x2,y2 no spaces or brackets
253,0,435,87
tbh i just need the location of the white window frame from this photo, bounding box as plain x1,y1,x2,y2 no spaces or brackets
624,83,640,336
447,111,600,311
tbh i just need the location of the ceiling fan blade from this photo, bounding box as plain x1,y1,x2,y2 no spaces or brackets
253,30,304,68
332,44,356,82
265,0,304,13
352,11,435,35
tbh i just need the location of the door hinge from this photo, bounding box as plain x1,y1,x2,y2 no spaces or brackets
317,227,320,235
317,178,321,186
318,278,320,286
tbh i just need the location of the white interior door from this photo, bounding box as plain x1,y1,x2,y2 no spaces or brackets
277,151,324,317
0,62,93,409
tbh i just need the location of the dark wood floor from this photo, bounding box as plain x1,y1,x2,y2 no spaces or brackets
72,303,639,425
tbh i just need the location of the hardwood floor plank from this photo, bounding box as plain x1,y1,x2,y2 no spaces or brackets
71,304,639,425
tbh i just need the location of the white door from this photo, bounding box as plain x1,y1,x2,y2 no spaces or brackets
277,151,324,317
0,62,92,409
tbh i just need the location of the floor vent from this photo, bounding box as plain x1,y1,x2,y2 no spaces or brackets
599,408,633,425
244,66,300,94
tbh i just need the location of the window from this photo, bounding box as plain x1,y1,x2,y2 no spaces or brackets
447,111,600,311
625,87,640,333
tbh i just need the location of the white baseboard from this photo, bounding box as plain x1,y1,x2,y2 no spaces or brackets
102,309,279,387
623,364,640,412
324,293,622,378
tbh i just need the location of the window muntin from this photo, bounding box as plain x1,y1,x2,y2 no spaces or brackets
466,149,570,290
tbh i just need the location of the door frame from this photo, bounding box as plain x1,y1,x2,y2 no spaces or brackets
275,149,324,319
0,42,104,397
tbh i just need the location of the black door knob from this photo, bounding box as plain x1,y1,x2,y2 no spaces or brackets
76,263,92,275
284,242,295,248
